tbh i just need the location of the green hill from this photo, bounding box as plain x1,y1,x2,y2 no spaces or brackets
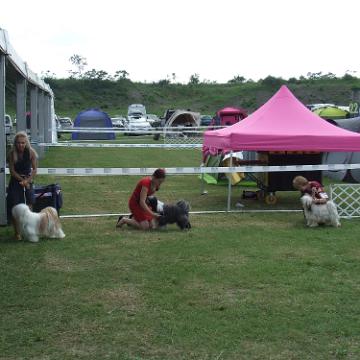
9,76,360,119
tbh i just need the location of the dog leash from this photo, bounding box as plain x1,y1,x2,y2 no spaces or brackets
20,174,28,205
23,186,27,205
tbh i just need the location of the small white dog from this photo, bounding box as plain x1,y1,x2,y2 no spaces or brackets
12,203,65,242
301,194,341,228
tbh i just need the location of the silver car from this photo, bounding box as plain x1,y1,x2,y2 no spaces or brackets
125,114,152,135
111,116,126,128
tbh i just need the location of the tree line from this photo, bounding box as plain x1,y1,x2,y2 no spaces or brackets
40,54,359,87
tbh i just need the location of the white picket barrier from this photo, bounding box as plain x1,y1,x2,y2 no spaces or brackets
330,184,360,218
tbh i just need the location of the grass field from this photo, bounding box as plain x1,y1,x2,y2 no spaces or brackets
1,142,360,359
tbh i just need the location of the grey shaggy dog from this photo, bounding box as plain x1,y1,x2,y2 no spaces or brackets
147,196,191,230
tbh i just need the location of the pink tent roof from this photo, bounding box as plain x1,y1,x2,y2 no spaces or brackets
203,85,360,152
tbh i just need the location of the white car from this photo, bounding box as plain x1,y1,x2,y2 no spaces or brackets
5,114,13,135
146,114,160,125
125,115,152,135
59,117,73,128
111,116,126,128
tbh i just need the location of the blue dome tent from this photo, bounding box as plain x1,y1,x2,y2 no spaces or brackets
72,108,115,140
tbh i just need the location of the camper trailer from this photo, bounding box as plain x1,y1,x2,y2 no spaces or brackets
210,107,247,128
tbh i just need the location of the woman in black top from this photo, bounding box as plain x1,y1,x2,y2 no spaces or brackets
7,131,37,239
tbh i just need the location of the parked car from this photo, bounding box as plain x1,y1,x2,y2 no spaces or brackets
146,114,161,126
58,117,73,128
125,113,152,135
200,115,213,126
5,114,13,135
128,104,146,117
111,116,126,128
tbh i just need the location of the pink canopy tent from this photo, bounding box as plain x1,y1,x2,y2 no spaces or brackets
203,85,360,152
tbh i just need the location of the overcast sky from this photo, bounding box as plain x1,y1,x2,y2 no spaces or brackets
1,0,359,83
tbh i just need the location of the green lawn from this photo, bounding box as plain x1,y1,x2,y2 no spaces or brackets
1,146,360,359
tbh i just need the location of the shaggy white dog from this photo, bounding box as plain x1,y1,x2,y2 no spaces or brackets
12,203,65,242
301,194,341,228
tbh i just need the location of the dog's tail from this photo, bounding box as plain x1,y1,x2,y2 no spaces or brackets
326,200,341,227
300,194,313,210
40,207,65,238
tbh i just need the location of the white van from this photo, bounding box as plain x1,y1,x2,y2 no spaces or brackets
127,104,146,117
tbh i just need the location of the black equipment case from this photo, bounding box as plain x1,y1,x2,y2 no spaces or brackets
33,184,63,214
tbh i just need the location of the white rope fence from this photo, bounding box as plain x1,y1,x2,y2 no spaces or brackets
5,163,360,176
57,126,217,135
59,129,203,135
35,142,202,149
54,125,214,146
60,209,303,219
58,125,223,131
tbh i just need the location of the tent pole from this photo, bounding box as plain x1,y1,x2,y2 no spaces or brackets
227,151,233,211
200,162,208,195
